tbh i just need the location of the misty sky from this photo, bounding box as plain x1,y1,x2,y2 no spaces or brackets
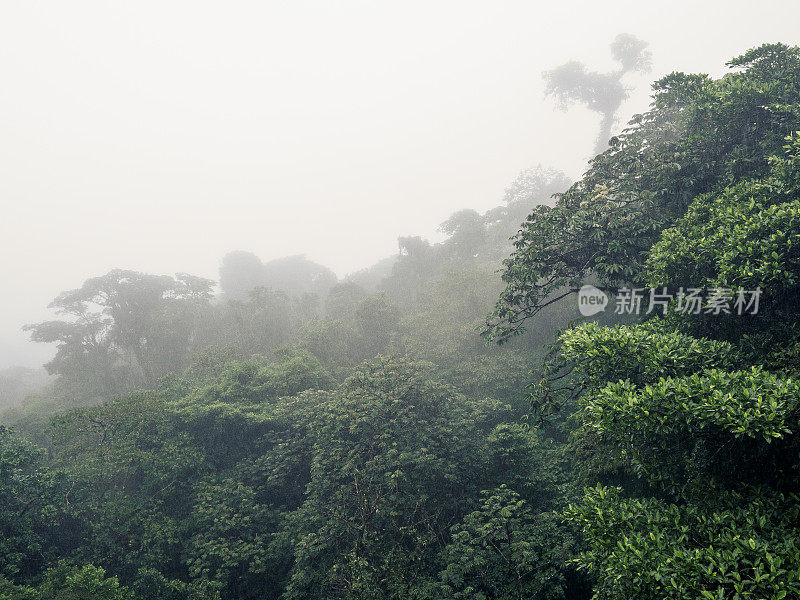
2,0,800,369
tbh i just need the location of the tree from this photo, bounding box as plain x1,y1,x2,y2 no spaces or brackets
485,43,800,343
0,427,61,582
36,562,135,600
219,251,337,302
438,486,571,600
25,270,214,396
544,34,652,155
300,293,403,374
219,251,267,301
546,140,800,598
324,282,368,320
438,209,487,262
283,357,493,599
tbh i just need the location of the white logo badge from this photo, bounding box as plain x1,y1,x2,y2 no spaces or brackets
578,285,608,316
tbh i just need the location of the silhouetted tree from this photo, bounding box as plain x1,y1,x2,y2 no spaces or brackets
544,33,652,155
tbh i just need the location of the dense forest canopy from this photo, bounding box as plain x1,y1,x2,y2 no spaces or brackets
1,41,800,600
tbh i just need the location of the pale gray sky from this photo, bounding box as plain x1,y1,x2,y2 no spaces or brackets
2,0,799,368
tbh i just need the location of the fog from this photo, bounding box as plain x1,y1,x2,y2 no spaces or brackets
2,0,799,369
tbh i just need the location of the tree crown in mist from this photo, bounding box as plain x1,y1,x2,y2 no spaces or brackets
544,33,652,154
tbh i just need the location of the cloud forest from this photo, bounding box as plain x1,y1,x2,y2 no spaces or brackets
1,11,800,600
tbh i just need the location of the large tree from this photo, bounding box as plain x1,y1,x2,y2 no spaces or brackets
25,270,214,396
544,34,652,155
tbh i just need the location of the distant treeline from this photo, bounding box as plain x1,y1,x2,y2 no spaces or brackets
4,165,570,423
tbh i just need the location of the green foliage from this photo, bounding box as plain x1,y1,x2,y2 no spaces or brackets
526,322,737,427
481,44,800,600
584,367,800,493
645,133,800,349
180,346,247,384
0,426,61,581
169,347,334,429
300,293,404,376
439,486,571,600
560,322,738,387
185,479,286,599
48,392,203,582
129,568,222,600
484,43,800,343
0,369,53,413
25,270,215,395
32,350,579,600
485,423,564,506
439,353,539,415
284,356,493,599
36,562,134,600
555,135,800,594
0,577,38,600
566,486,800,600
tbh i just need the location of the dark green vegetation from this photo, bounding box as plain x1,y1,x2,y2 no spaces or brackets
486,43,800,599
2,43,799,599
